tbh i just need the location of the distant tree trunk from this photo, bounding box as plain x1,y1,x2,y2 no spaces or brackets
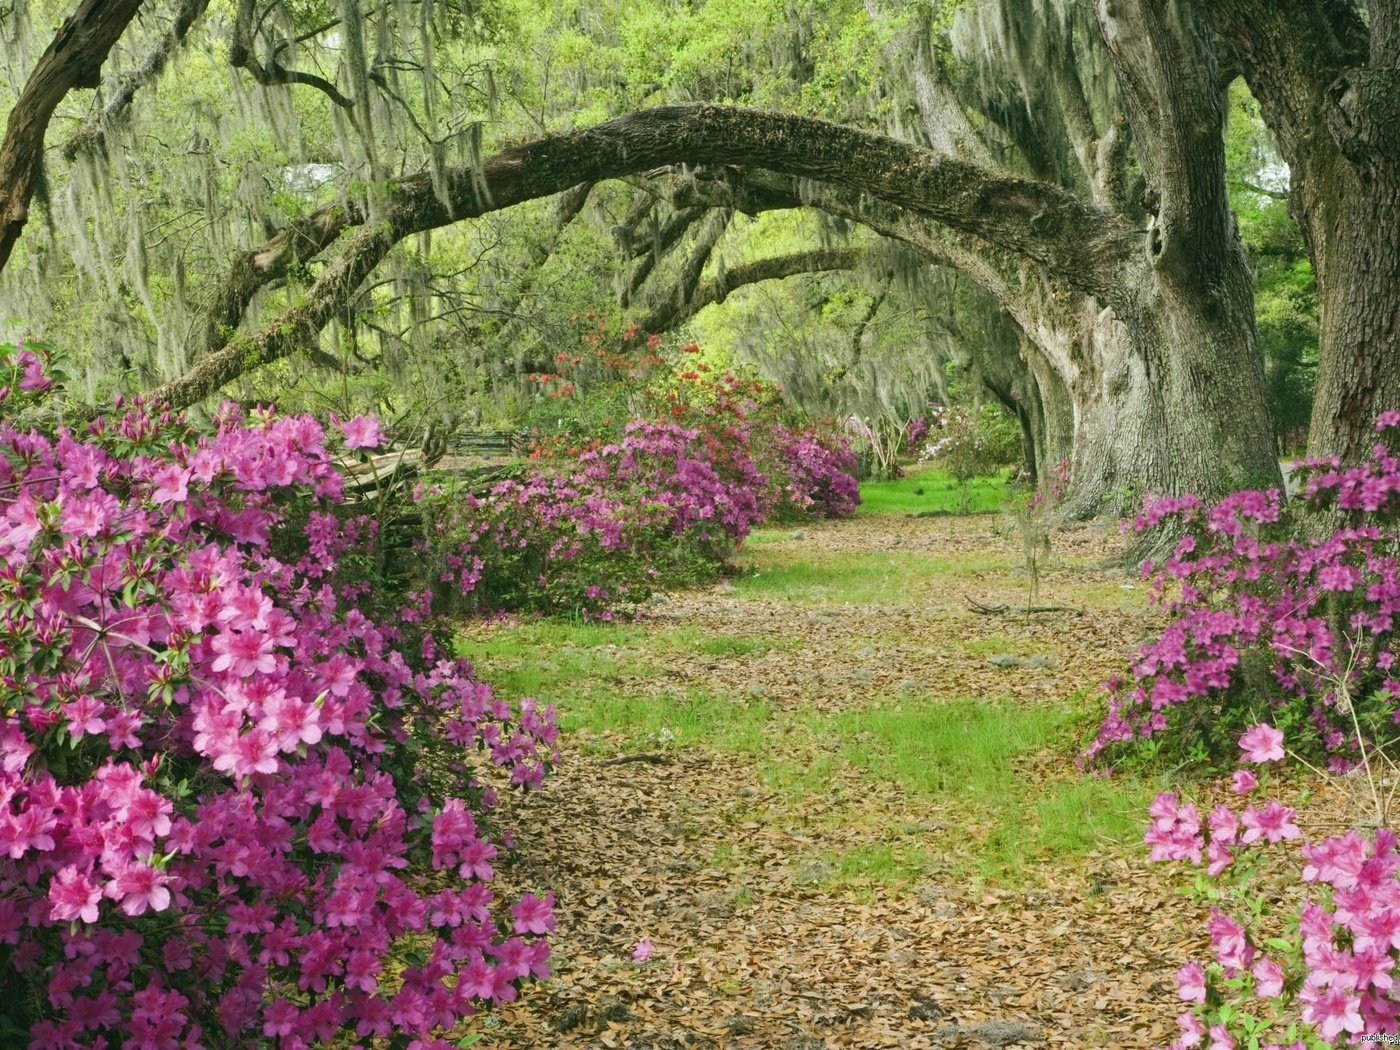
0,0,146,275
1210,0,1400,463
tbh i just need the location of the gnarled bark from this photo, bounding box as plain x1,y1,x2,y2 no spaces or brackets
0,0,147,275
1208,0,1400,464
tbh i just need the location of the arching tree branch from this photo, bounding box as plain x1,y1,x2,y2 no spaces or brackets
150,102,1135,410
632,247,863,338
0,0,146,275
62,0,212,162
229,0,354,110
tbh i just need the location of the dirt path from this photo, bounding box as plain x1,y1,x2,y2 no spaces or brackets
470,514,1198,1048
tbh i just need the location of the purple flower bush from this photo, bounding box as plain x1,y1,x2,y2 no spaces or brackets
428,392,860,620
1102,413,1400,1044
0,345,558,1047
766,424,860,521
429,419,769,620
1088,417,1400,769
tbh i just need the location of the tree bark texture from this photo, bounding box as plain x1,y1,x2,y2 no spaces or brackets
1210,0,1400,464
0,0,147,275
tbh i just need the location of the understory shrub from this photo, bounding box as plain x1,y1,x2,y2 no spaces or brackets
427,354,860,620
0,345,558,1047
1105,413,1400,1045
919,403,1021,511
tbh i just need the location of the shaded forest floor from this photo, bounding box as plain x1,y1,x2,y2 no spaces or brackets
456,506,1203,1048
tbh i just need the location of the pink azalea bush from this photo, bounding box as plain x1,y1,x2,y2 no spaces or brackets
428,406,859,620
1107,413,1400,1044
1088,417,1400,769
1147,722,1400,1048
0,344,558,1046
428,419,767,620
765,423,860,521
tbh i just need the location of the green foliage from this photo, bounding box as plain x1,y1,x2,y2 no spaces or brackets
921,404,1021,512
1225,81,1317,450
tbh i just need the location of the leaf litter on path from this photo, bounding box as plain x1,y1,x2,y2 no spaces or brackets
466,515,1198,1048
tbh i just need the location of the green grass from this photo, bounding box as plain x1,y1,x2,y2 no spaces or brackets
858,465,1014,516
458,635,652,705
828,698,1064,801
782,696,1155,884
655,625,791,657
820,842,936,889
733,549,1009,602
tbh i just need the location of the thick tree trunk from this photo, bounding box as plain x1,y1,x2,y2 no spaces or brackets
0,0,147,275
1309,173,1400,458
1019,335,1074,486
1209,0,1400,464
1055,286,1280,519
1305,63,1400,460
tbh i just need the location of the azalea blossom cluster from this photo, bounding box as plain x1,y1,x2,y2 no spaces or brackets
768,424,860,520
430,406,859,620
430,419,771,619
1088,416,1400,767
0,345,557,1046
1152,722,1400,1047
904,413,932,451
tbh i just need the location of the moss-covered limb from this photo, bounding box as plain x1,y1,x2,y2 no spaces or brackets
0,0,146,276
631,247,865,341
139,102,1130,411
620,205,706,306
196,202,367,361
146,222,398,410
228,0,354,110
207,102,1132,353
62,0,213,163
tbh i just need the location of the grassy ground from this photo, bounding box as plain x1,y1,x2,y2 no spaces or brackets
855,465,1015,516
453,469,1189,1047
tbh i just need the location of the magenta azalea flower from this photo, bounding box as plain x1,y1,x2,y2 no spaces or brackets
1176,1010,1205,1048
48,865,102,924
1301,980,1364,1041
339,414,386,449
1239,800,1301,844
1239,723,1285,764
1252,956,1284,998
509,891,555,935
1230,769,1258,794
1177,960,1206,1003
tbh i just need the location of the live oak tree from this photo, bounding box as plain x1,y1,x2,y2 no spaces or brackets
2,0,1397,516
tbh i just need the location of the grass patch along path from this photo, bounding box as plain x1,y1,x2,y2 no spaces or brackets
458,498,1198,1048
